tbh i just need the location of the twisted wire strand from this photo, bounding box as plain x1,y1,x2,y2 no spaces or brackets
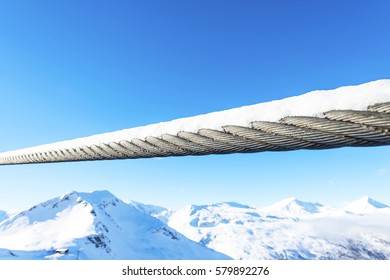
1,102,390,165
369,103,390,114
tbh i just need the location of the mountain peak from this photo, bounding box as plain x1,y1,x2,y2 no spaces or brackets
214,202,251,209
279,197,298,204
260,197,323,215
344,196,389,214
0,190,229,260
60,190,115,201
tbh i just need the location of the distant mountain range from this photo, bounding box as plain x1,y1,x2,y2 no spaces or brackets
165,197,390,260
0,191,389,260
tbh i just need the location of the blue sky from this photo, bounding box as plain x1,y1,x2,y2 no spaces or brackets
0,0,390,211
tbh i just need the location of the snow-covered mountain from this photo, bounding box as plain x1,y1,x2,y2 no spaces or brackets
343,196,390,214
0,191,229,260
259,197,325,217
1,192,389,260
127,200,173,224
167,202,267,259
164,197,390,260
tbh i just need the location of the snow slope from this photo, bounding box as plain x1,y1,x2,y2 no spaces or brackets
0,191,229,260
1,79,390,157
126,200,173,224
0,210,7,223
1,192,389,260
343,196,390,214
166,197,390,260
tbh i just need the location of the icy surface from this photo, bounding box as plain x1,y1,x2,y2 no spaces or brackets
0,190,229,260
1,79,390,157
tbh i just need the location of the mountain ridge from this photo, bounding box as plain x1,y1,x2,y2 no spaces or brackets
0,190,229,260
0,193,389,260
164,196,390,260
259,197,324,216
343,196,390,214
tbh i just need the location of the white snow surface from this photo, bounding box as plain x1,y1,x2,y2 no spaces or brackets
126,200,173,224
1,79,390,157
259,197,325,217
343,196,390,214
165,197,390,260
0,190,229,260
1,192,390,260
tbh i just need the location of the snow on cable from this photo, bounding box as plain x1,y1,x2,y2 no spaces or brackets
1,79,390,165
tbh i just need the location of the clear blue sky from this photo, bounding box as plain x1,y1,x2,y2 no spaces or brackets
0,0,390,211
